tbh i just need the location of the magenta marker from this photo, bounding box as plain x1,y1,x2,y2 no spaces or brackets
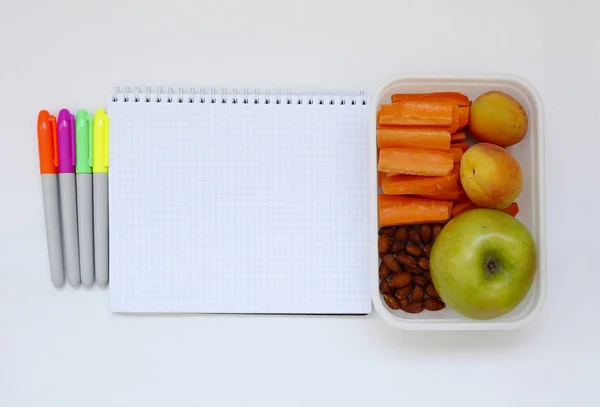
58,109,81,286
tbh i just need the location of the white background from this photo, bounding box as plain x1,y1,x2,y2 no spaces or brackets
1,0,599,406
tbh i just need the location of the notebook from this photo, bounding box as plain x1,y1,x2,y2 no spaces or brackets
107,87,372,314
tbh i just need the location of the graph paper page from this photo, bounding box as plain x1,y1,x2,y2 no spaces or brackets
108,93,371,314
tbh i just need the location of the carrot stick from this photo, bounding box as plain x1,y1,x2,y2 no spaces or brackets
501,202,520,217
378,195,453,226
451,142,469,152
380,119,462,134
376,110,395,129
381,165,460,196
447,105,460,133
452,200,477,217
378,148,454,176
450,147,463,163
378,102,453,127
451,131,466,142
452,201,520,217
458,106,469,130
378,171,386,187
420,189,466,201
376,128,451,150
391,92,470,107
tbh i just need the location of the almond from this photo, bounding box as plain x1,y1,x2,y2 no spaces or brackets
393,226,408,242
405,266,424,274
378,234,391,253
389,272,412,288
394,253,417,268
383,254,402,273
380,226,396,237
420,224,432,244
398,297,410,309
423,244,432,257
424,298,445,311
383,294,401,310
412,274,428,287
378,263,391,281
424,271,432,282
432,224,443,240
401,301,424,314
405,244,424,257
408,227,422,245
379,280,393,295
425,284,440,298
394,284,413,299
412,285,425,302
390,240,404,253
418,257,430,270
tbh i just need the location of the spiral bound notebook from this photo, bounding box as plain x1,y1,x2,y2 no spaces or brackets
108,87,372,314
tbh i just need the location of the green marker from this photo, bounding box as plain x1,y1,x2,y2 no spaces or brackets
75,109,95,287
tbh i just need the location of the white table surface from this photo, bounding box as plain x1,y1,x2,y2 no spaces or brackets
1,0,599,406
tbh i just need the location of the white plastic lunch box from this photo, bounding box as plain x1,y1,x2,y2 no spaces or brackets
369,74,546,330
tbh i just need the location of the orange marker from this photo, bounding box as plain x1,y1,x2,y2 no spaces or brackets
37,110,65,287
38,111,58,174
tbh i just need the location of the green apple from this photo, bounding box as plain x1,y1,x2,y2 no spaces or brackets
429,208,536,320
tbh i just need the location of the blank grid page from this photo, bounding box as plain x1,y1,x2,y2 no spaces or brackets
108,92,371,314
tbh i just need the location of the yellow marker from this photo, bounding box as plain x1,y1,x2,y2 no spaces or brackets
92,109,109,286
92,109,109,173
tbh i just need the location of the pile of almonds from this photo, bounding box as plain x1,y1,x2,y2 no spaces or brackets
378,224,446,313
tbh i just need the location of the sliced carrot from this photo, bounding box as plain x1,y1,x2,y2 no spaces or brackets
378,148,454,176
450,147,464,163
451,131,466,142
458,106,469,130
376,128,451,150
378,195,453,226
381,165,460,196
378,102,453,127
451,142,469,152
420,189,466,201
391,92,470,107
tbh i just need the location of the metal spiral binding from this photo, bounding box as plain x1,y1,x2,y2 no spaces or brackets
111,87,367,106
